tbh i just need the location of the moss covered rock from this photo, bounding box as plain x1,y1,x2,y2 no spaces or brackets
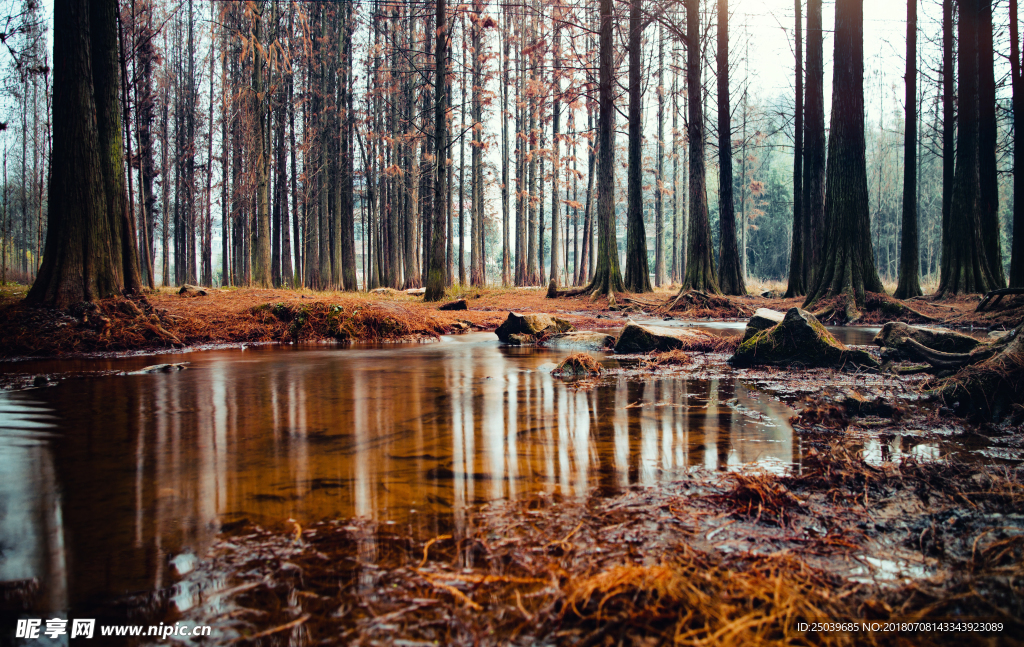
495,312,575,343
741,308,785,342
730,308,878,369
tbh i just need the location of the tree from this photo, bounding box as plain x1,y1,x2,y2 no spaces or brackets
938,0,997,295
624,0,652,293
680,0,720,293
425,0,448,301
803,0,884,318
716,0,745,295
785,0,805,297
549,3,563,291
28,0,141,309
894,0,922,298
1010,0,1024,286
977,0,1003,287
802,0,825,286
560,0,624,299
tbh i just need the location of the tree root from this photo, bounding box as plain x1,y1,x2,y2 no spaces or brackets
659,290,749,317
902,338,994,370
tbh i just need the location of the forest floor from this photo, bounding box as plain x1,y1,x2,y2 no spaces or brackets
118,353,1023,646
0,282,1018,360
2,282,1022,642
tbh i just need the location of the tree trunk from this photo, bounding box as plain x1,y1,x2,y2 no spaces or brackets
977,0,1003,287
803,0,884,317
894,0,922,298
938,0,996,295
584,0,624,298
425,0,448,301
655,25,665,287
1010,0,1024,286
786,0,805,297
802,0,825,287
501,3,511,286
252,2,271,287
549,11,562,289
624,0,652,294
680,0,720,293
716,0,745,295
28,0,125,308
940,0,954,284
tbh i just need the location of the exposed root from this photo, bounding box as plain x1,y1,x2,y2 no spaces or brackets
659,289,750,318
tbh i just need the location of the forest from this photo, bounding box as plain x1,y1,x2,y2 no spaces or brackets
0,0,1022,645
0,0,1015,305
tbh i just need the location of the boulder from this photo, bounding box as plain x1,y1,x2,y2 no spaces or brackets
405,287,426,296
872,321,984,362
178,284,208,297
613,320,724,354
495,312,575,343
731,308,879,369
544,331,616,351
439,299,468,311
741,308,785,342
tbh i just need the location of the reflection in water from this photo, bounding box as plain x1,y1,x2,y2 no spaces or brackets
1,333,803,619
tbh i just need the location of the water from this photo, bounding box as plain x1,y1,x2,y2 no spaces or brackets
0,326,915,620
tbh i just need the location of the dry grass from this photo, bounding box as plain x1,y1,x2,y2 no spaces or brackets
553,352,604,377
157,444,1024,646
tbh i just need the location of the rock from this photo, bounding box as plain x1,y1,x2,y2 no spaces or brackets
544,331,616,351
32,375,48,387
741,308,786,342
731,308,879,369
872,321,984,362
178,284,208,297
405,287,426,296
439,299,468,311
370,287,401,296
451,321,470,331
507,333,536,345
613,320,725,354
495,312,575,343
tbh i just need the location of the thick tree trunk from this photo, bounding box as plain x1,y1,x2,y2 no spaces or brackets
28,0,124,308
802,0,825,287
938,0,996,295
584,0,624,298
425,0,448,301
624,0,652,294
1010,0,1024,286
894,0,922,298
803,0,884,316
93,0,141,294
716,0,745,296
940,0,954,283
680,0,720,293
340,3,357,291
977,0,1003,287
786,0,805,297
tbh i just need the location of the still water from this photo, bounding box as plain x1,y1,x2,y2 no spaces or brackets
0,327,877,620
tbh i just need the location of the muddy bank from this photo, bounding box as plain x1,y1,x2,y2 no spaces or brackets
0,284,1013,359
77,350,1019,646
123,437,1021,646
